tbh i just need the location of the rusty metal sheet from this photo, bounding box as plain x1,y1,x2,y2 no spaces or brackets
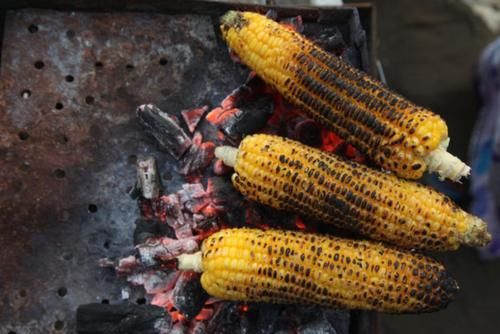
0,9,247,333
0,4,372,333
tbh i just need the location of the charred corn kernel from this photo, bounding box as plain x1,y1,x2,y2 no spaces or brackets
177,228,459,313
220,11,470,182
215,134,490,251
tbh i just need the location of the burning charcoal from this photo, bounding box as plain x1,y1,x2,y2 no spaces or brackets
280,15,304,33
128,270,179,295
178,132,215,175
134,157,162,199
175,222,194,239
321,128,345,153
222,96,273,141
172,272,209,319
137,236,199,266
205,177,244,224
76,303,171,334
116,255,140,275
137,104,192,159
178,183,208,214
134,218,175,245
213,159,233,175
182,105,209,133
206,78,273,142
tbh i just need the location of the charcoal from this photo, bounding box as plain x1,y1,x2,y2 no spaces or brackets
172,272,209,319
206,76,273,142
293,119,323,147
134,218,175,246
206,177,245,225
178,132,215,175
205,302,243,334
297,317,337,334
244,303,281,334
135,157,162,199
76,303,171,334
133,218,175,246
222,95,273,140
137,104,192,159
213,159,233,175
128,270,179,295
137,236,199,266
280,15,304,33
182,105,209,133
311,26,346,56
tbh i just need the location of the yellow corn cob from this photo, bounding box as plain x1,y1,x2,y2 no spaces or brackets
215,134,490,251
178,228,459,313
220,11,469,182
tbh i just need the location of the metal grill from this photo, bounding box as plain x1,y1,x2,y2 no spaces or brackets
0,2,373,333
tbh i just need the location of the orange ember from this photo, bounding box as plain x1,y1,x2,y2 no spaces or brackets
295,216,306,230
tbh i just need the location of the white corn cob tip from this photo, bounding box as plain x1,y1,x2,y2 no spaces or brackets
215,146,238,167
424,138,471,182
177,251,203,273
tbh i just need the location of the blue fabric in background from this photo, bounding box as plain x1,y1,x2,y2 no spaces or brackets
470,37,500,259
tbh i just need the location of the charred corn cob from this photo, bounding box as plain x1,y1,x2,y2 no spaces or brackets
215,134,490,251
220,11,469,182
178,228,459,313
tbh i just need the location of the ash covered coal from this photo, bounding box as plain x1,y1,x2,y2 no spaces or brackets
137,104,192,160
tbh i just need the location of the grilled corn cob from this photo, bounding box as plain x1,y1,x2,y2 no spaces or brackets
178,228,459,313
220,11,469,182
215,134,490,251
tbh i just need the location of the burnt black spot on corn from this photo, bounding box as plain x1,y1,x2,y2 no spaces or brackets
220,11,470,182
215,134,490,251
177,228,459,313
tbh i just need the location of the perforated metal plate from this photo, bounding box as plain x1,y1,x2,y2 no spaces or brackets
0,3,373,333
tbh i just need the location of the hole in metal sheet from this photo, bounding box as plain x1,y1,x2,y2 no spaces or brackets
21,161,31,171
62,252,73,260
136,297,146,305
59,134,69,144
19,290,27,298
54,169,66,178
8,331,16,334
55,102,64,110
65,75,74,82
101,299,110,304
95,61,103,69
57,287,67,297
18,131,29,141
88,204,98,213
34,60,44,69
126,64,134,70
66,29,75,38
28,24,38,33
20,89,31,99
163,170,172,181
127,154,137,164
54,320,64,330
103,240,110,249
85,96,95,104
159,58,168,66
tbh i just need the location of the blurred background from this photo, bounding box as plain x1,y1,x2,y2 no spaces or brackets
221,0,500,333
